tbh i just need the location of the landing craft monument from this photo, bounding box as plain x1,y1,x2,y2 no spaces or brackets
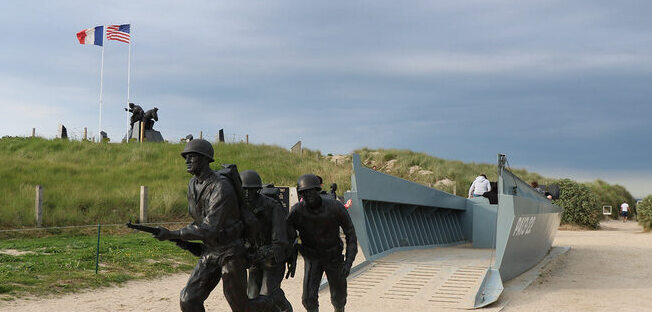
342,153,562,309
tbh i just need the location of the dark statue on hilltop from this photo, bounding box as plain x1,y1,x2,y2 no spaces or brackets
143,107,159,130
125,103,144,128
123,103,163,142
240,170,293,312
286,174,358,312
148,139,283,312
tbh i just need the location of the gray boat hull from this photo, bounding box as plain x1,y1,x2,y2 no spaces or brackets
344,153,562,308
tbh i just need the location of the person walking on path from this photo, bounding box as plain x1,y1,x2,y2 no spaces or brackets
621,202,630,223
468,174,491,198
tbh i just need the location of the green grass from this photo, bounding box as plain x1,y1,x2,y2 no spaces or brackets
0,137,351,228
0,232,197,300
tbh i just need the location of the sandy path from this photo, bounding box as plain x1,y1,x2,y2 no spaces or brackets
501,220,652,312
2,220,650,312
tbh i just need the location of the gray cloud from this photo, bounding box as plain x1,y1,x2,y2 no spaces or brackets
1,0,650,196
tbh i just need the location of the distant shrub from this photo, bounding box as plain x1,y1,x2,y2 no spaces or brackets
588,180,636,220
637,195,652,231
383,153,396,161
555,179,601,229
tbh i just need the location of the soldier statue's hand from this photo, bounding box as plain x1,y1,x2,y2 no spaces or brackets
285,256,297,279
341,261,353,278
154,226,173,241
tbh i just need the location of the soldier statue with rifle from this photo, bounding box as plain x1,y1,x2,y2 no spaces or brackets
143,139,280,312
286,174,358,312
240,170,293,312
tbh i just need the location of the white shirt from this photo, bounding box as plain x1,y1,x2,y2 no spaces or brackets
468,176,491,197
621,203,629,211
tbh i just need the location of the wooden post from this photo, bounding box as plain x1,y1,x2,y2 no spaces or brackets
246,134,249,144
453,183,457,196
32,128,36,137
35,185,43,227
83,128,88,141
199,131,203,140
139,122,145,142
140,186,148,223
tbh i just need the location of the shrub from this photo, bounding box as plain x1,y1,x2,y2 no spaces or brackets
637,195,652,231
555,179,601,229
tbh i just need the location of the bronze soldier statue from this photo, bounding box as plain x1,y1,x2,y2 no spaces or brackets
240,170,293,312
154,139,278,312
287,174,358,312
142,107,159,130
125,102,144,129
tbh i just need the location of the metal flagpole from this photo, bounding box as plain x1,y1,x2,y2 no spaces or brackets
126,24,132,130
98,25,105,143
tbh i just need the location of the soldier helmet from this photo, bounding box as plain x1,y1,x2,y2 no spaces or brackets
240,170,262,189
180,139,214,163
297,174,322,192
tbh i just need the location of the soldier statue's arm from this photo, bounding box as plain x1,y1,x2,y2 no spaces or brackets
163,180,240,242
285,204,299,279
337,201,358,277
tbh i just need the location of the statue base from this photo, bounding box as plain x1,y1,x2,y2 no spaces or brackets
122,122,164,143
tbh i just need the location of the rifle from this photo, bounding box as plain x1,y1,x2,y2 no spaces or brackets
125,221,203,257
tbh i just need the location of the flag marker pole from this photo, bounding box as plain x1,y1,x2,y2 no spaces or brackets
126,24,132,130
98,26,105,142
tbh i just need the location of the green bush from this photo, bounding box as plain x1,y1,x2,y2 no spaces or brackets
588,180,636,220
637,195,652,231
555,179,601,229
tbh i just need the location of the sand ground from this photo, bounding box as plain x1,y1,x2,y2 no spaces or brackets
1,219,650,312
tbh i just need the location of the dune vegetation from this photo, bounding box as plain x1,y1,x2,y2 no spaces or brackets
0,136,637,230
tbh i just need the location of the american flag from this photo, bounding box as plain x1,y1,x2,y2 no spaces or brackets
107,24,131,44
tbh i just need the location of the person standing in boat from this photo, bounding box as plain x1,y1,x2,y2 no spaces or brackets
468,174,491,198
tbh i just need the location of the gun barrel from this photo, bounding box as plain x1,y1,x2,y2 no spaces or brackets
125,222,161,235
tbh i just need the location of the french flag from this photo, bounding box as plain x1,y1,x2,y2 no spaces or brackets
76,26,103,46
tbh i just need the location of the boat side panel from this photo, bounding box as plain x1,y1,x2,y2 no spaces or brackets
351,154,466,210
494,194,562,281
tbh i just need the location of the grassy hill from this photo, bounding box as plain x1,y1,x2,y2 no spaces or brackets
0,137,350,228
0,137,635,229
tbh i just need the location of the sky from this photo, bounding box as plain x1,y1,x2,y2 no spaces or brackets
0,1,650,198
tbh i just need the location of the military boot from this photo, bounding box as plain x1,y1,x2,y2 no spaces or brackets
270,289,293,312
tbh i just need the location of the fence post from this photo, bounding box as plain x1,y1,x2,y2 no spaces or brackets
453,183,457,196
35,185,43,227
32,128,36,137
95,223,101,274
140,186,148,223
139,122,145,142
83,127,88,141
199,131,203,140
246,134,249,144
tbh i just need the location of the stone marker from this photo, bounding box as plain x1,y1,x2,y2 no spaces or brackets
57,124,68,139
290,140,302,155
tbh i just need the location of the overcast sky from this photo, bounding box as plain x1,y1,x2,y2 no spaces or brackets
1,1,650,197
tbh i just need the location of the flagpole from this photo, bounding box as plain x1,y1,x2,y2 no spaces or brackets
98,27,105,142
126,24,132,129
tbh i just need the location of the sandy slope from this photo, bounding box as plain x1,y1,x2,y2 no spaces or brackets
2,220,650,312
